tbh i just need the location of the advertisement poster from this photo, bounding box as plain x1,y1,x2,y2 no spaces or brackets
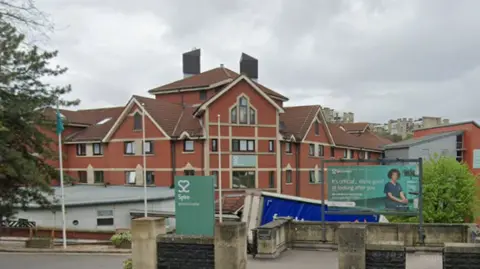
327,165,420,214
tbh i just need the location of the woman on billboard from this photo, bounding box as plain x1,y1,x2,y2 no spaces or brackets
384,168,409,211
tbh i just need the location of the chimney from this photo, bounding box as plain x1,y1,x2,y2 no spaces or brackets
240,53,258,81
182,48,201,78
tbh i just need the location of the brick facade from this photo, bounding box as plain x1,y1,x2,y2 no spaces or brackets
46,64,389,201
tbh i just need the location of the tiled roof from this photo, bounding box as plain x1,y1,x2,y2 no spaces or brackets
383,131,463,150
328,123,391,151
215,194,245,214
44,107,123,126
280,105,321,140
148,67,288,100
338,123,369,132
66,96,204,142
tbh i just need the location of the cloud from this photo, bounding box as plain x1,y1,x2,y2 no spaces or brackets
36,0,480,123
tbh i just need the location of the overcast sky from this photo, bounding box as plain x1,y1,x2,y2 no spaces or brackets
35,0,480,123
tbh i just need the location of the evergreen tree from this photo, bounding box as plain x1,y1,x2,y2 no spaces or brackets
0,17,78,222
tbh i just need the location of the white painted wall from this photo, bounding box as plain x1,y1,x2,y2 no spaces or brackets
15,199,175,231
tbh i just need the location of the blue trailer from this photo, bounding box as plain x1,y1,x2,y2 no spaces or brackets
241,191,388,243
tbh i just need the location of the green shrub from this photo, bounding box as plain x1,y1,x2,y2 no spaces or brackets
123,258,132,269
110,231,132,247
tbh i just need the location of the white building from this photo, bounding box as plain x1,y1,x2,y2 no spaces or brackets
15,185,175,231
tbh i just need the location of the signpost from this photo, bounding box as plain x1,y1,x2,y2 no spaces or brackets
174,176,215,236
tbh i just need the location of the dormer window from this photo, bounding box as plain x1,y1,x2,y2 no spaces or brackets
231,96,256,124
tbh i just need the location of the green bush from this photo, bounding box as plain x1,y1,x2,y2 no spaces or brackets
110,231,132,247
123,258,132,269
389,155,478,223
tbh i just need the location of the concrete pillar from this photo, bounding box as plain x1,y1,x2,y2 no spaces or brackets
337,224,366,269
131,217,166,269
215,222,247,269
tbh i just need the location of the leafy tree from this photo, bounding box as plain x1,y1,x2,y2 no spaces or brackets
389,156,478,223
0,17,78,222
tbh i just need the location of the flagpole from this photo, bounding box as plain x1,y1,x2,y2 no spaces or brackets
217,114,223,223
57,100,67,249
142,103,148,217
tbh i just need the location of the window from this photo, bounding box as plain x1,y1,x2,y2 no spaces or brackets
365,151,370,159
94,171,104,183
77,171,87,183
230,107,237,124
268,171,275,188
199,90,207,100
96,209,114,226
146,171,155,185
314,121,319,135
211,171,218,189
268,140,274,152
249,108,256,124
239,97,248,124
93,143,103,155
232,139,255,152
125,171,136,184
124,141,135,155
350,150,354,159
184,170,195,176
309,170,316,183
285,142,292,153
309,144,315,156
211,139,218,152
343,149,348,158
318,145,324,157
232,171,255,189
230,96,256,124
76,144,86,156
330,147,335,158
143,141,153,154
133,112,142,130
184,140,194,152
286,170,292,184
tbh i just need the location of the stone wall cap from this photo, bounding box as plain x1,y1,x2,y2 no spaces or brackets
133,217,165,221
367,241,405,251
157,234,214,245
444,242,480,253
259,218,290,229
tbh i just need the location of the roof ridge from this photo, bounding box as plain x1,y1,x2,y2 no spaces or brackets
298,106,319,136
284,105,320,109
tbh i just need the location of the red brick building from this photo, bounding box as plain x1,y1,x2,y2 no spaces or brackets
45,50,389,200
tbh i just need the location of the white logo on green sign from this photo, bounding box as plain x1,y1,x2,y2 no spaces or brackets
177,180,190,193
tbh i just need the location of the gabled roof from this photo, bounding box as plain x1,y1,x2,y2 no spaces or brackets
215,193,245,214
148,67,289,101
328,123,390,151
194,75,284,116
43,106,124,126
338,122,370,133
66,96,204,142
280,105,320,140
383,130,463,150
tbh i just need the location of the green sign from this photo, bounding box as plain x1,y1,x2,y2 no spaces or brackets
327,165,420,214
232,155,256,167
174,176,215,236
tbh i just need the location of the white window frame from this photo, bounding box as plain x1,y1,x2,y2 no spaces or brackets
124,141,135,155
184,140,194,152
93,143,103,155
126,171,136,184
96,209,114,226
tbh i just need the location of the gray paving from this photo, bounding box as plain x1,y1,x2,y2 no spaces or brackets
0,251,443,269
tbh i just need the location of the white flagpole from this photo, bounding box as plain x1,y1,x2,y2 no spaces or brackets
217,114,223,223
57,100,67,249
142,103,148,217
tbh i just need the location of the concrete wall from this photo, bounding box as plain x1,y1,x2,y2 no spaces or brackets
15,199,174,231
384,148,409,160
409,134,457,160
254,219,473,258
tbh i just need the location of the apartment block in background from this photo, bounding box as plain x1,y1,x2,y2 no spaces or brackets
322,107,354,123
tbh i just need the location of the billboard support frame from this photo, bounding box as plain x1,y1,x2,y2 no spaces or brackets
320,158,424,244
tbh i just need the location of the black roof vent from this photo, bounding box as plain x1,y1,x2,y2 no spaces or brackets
240,53,258,81
182,48,201,78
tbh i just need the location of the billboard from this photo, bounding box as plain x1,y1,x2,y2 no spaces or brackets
327,165,420,214
174,176,215,236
